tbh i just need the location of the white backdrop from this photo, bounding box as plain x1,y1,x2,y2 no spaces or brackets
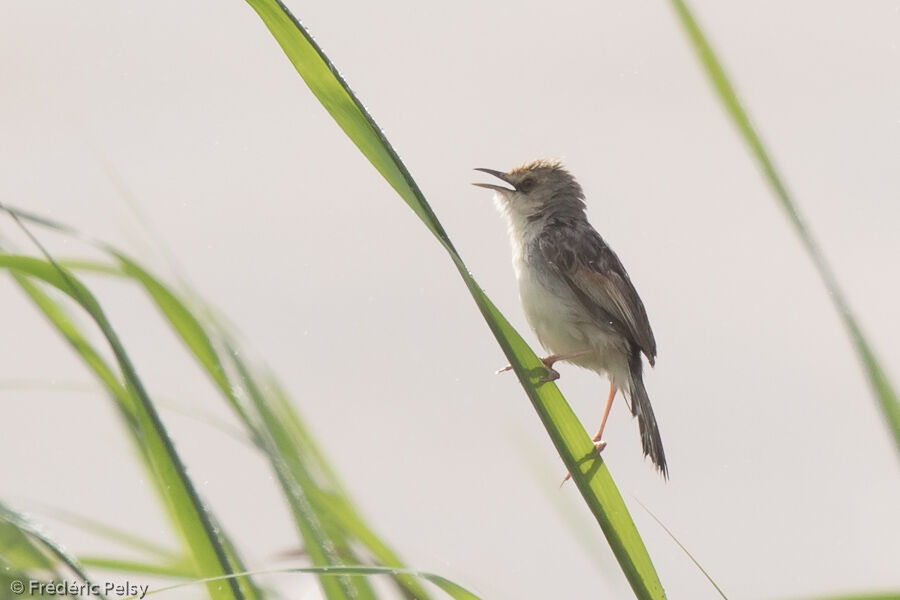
2,2,899,599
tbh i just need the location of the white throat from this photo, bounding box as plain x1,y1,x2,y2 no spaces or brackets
495,193,545,277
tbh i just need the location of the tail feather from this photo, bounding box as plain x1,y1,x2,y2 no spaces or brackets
627,352,667,479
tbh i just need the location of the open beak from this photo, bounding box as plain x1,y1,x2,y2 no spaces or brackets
472,168,516,192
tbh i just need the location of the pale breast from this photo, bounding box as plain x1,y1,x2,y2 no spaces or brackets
513,238,629,381
515,251,589,356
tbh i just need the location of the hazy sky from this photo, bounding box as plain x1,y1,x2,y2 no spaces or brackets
2,2,899,599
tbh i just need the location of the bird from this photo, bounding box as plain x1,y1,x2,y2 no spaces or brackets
474,159,667,479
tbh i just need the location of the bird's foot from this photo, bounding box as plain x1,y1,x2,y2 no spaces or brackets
495,360,560,382
560,440,608,487
539,365,560,383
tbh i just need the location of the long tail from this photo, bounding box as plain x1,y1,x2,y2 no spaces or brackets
627,351,668,479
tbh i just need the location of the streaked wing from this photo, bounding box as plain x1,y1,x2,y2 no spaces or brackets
539,223,657,364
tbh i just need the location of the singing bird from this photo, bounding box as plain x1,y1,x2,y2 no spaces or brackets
474,159,667,478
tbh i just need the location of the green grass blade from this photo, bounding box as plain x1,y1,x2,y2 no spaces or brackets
135,566,482,600
5,270,196,545
109,253,260,435
226,345,380,600
228,345,431,600
79,557,197,579
95,255,393,599
3,209,438,600
35,506,183,565
0,253,250,600
635,500,728,599
82,253,395,599
10,274,137,424
668,0,900,455
241,2,449,244
242,2,665,597
0,519,56,572
0,502,107,599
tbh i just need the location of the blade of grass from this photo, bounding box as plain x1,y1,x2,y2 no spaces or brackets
667,0,900,455
2,211,443,600
79,557,197,579
95,253,418,599
241,1,665,597
225,342,387,600
3,269,200,572
130,566,482,600
221,331,432,599
517,438,626,583
0,520,56,571
104,254,385,600
34,506,183,565
0,251,251,600
0,502,107,599
111,254,254,428
634,499,728,600
3,267,199,570
9,274,138,425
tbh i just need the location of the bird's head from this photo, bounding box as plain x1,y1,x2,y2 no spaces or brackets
473,159,585,221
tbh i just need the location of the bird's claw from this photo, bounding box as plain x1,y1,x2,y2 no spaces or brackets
560,440,608,486
539,367,560,383
497,363,560,383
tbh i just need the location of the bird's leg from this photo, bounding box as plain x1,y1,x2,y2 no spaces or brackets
561,383,617,485
496,349,592,382
591,384,617,452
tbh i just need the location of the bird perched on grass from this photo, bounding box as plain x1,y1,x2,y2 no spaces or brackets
474,159,667,478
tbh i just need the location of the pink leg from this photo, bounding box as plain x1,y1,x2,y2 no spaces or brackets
496,349,592,381
592,384,617,450
561,383,616,485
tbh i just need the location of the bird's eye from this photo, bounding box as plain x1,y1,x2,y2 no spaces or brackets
517,177,535,193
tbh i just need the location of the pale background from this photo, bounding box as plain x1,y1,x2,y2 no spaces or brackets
1,1,899,599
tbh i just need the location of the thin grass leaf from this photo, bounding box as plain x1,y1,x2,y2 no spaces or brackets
0,252,251,600
241,1,665,597
241,3,449,243
3,210,439,600
99,256,399,599
4,269,195,564
10,274,137,424
2,214,260,450
5,269,197,571
517,439,624,581
225,341,430,600
0,520,56,571
634,500,728,600
264,378,350,496
103,255,430,599
110,253,260,435
0,502,107,599
78,557,197,579
129,566,482,600
668,0,900,455
226,344,380,600
35,506,183,565
91,253,395,600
